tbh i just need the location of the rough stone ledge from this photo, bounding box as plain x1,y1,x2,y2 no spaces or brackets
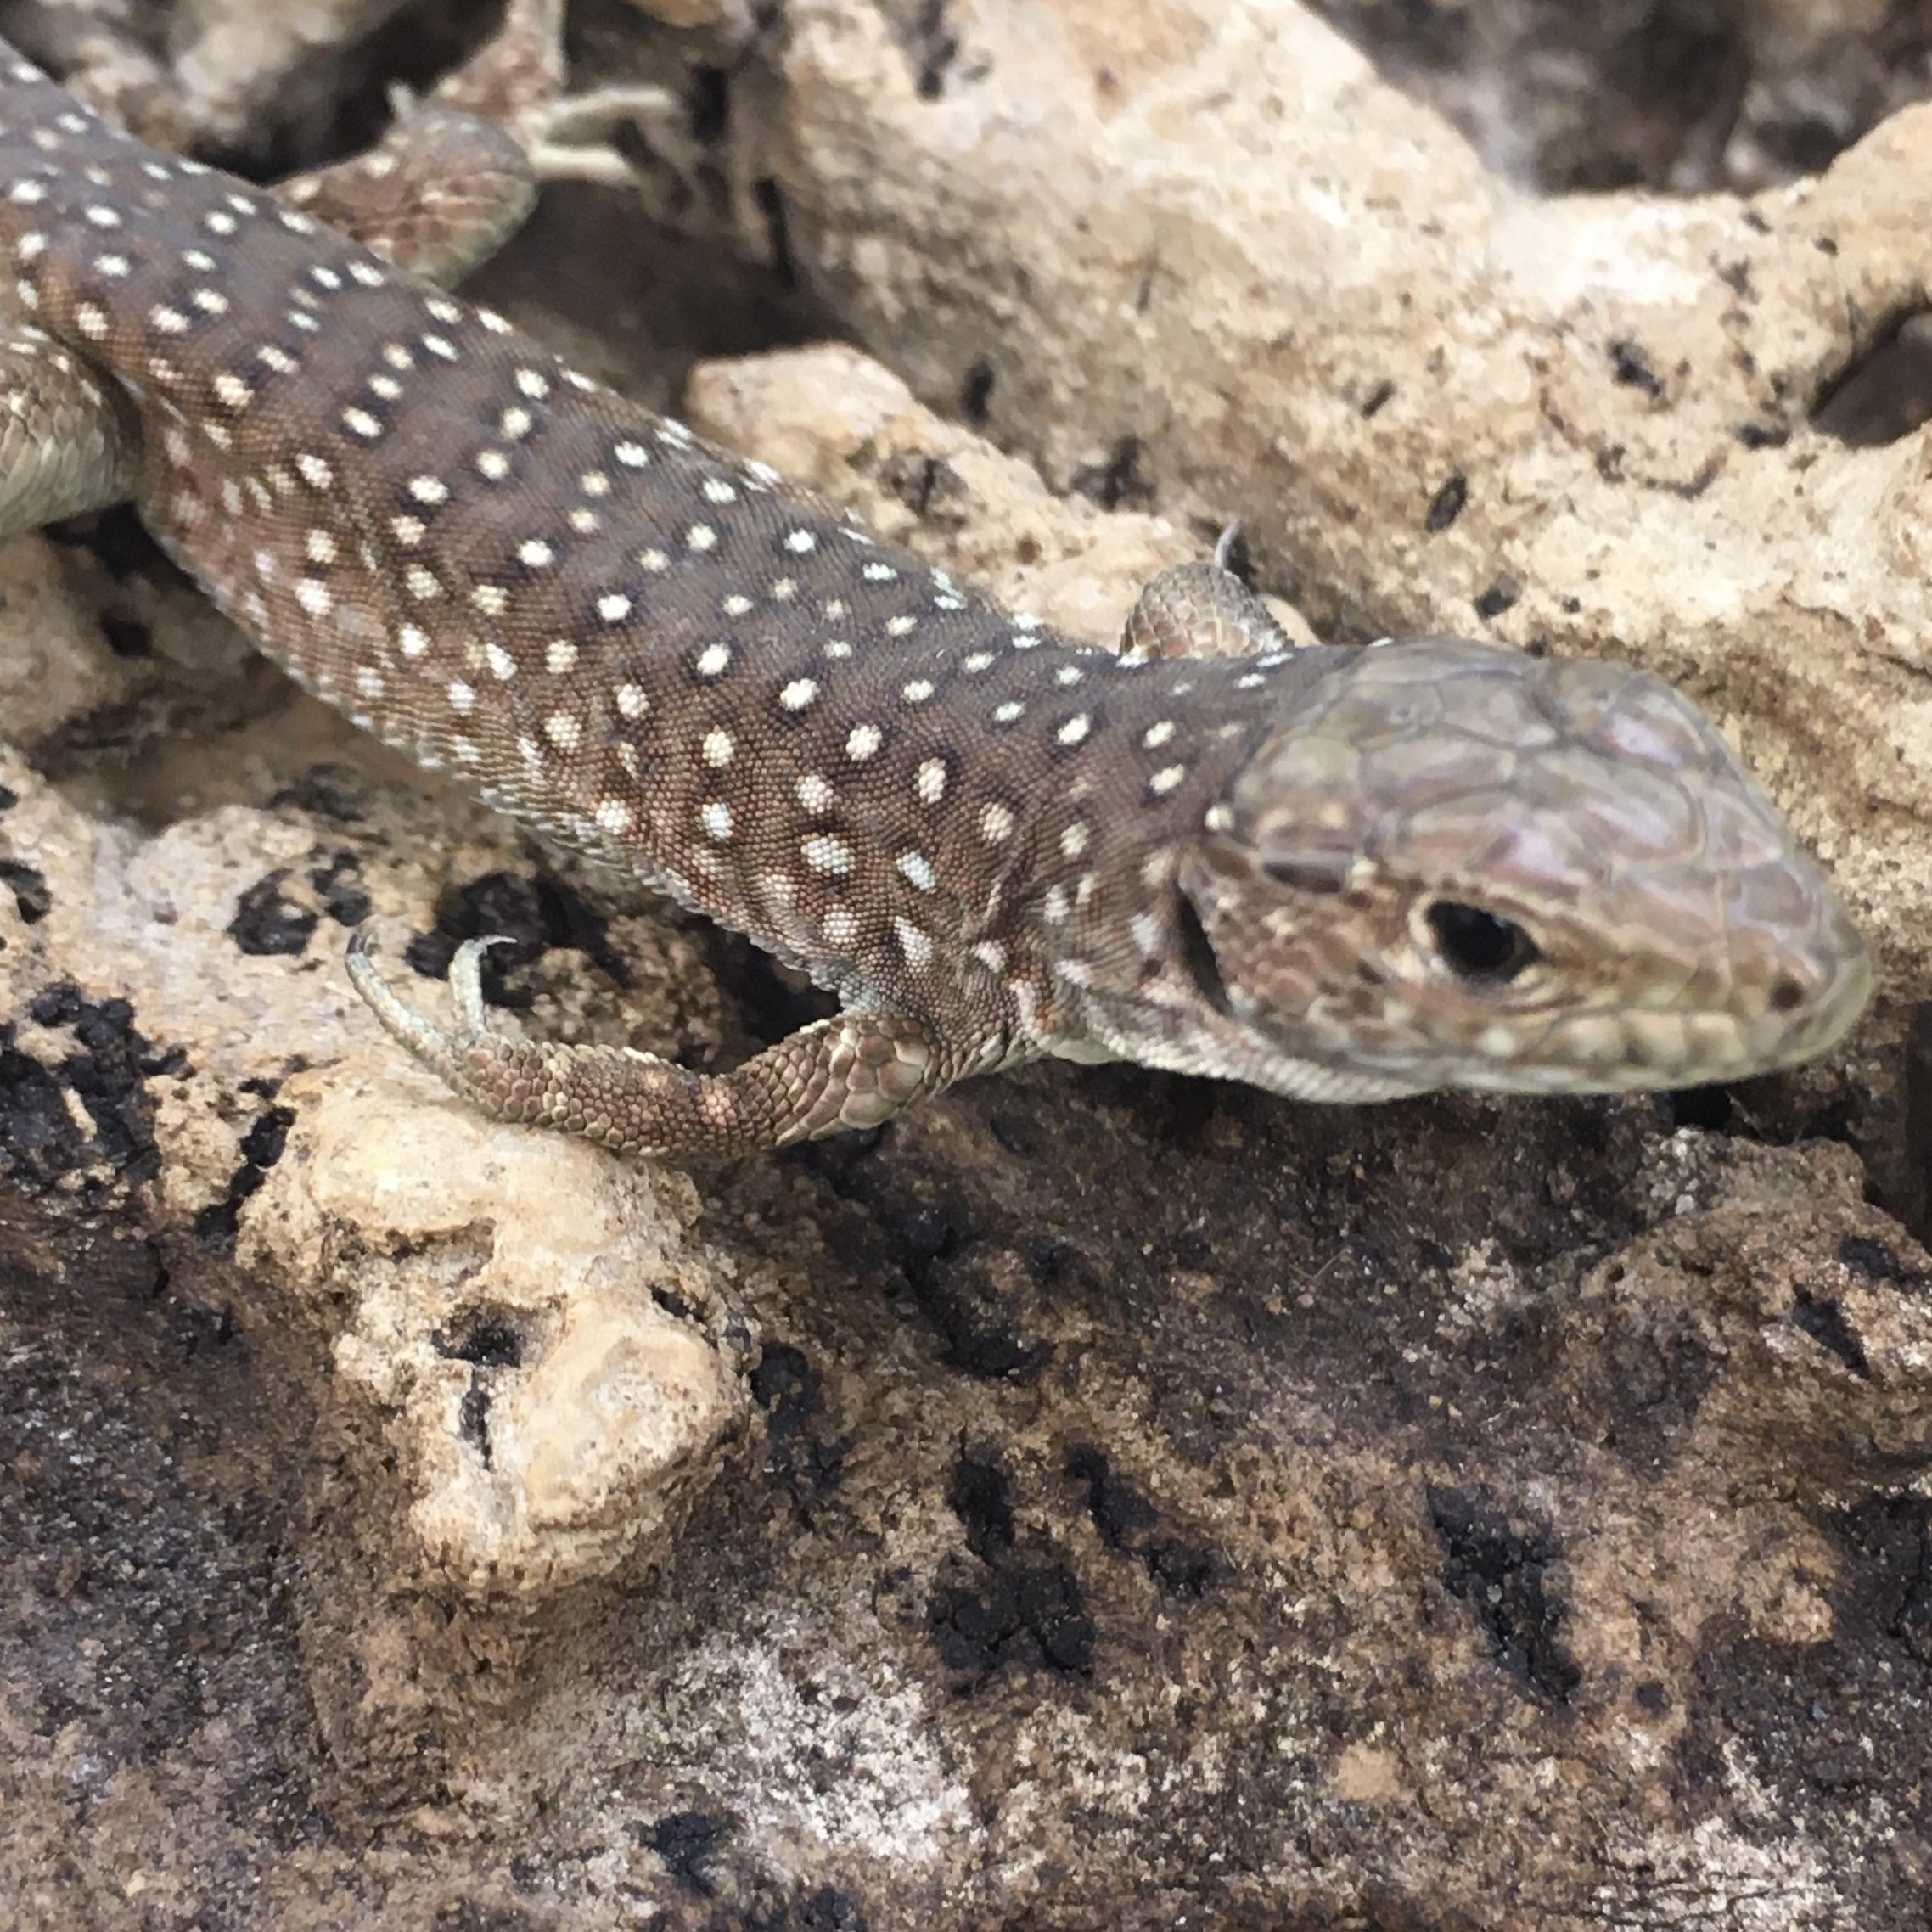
3,3,1932,1926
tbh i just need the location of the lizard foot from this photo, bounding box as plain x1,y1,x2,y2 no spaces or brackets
345,929,941,1158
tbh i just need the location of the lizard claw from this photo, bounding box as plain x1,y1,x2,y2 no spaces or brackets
345,926,516,1061
526,84,700,198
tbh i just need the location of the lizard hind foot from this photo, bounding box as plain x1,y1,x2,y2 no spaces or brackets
345,924,711,1154
345,927,526,1106
342,929,941,1159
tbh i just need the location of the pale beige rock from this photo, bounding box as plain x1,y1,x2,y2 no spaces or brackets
686,344,1318,649
0,644,750,1620
282,1075,748,1602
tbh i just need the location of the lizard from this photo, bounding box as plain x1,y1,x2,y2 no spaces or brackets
0,3,1873,1159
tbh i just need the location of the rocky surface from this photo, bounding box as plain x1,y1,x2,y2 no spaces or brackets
3,3,1931,1929
1311,0,1932,193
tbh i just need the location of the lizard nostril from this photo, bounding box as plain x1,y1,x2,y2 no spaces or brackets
1768,974,1806,1014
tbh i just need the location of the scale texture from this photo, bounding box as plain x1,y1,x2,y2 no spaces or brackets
0,28,1872,1154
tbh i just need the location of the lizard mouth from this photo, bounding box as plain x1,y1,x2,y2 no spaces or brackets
1173,823,1875,1100
1429,912,1875,1096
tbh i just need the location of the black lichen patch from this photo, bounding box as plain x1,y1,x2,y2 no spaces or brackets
808,1154,1054,1378
1474,574,1521,621
432,1312,526,1473
637,1810,735,1898
0,857,51,924
434,1311,525,1369
191,1103,295,1254
754,1344,848,1505
268,764,368,823
949,1451,1015,1561
915,1241,1054,1379
306,848,371,928
1429,1486,1581,1705
898,0,961,100
878,451,969,522
1424,473,1469,531
457,1384,494,1468
959,358,995,426
1064,1444,1219,1599
1838,1234,1929,1293
0,1031,81,1188
1070,435,1157,513
1609,337,1665,400
752,1343,822,1435
228,870,317,958
929,1449,1096,1680
891,1217,1052,1379
929,1558,1095,1680
230,841,374,946
1789,1289,1872,1380
3,986,181,1193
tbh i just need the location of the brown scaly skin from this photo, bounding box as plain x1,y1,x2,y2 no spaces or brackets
0,11,1872,1157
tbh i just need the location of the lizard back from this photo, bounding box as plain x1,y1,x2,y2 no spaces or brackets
0,53,1281,1075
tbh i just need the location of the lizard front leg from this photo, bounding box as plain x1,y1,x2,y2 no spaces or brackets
1120,560,1297,660
346,935,943,1158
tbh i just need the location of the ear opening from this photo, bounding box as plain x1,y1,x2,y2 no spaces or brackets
1172,890,1234,1019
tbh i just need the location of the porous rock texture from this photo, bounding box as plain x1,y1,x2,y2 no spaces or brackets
3,2,1932,1929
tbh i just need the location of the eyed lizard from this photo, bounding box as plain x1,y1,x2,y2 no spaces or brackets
0,5,1873,1157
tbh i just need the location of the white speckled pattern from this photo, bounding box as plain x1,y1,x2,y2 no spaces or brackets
0,33,1872,1155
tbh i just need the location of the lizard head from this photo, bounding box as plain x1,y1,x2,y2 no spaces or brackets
1166,637,1871,1100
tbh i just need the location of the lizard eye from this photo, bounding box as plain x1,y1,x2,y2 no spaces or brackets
1424,901,1542,986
